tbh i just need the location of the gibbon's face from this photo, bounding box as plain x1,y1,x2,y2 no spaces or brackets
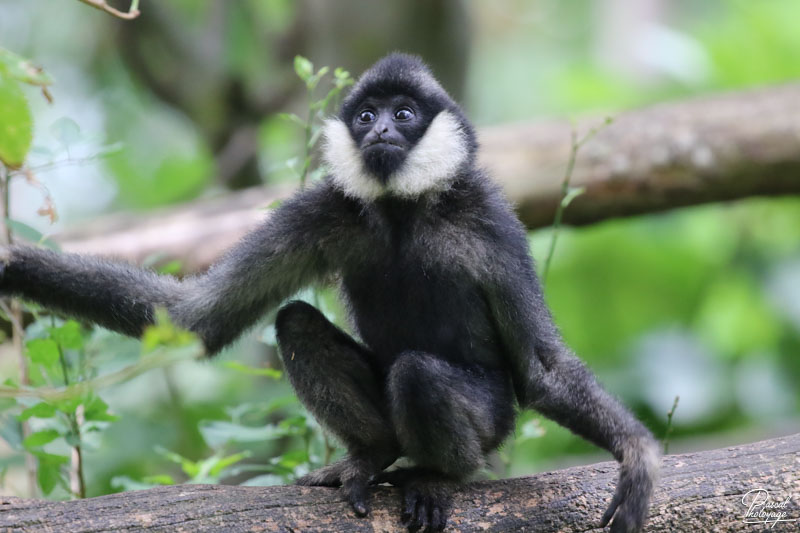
323,54,473,202
349,95,429,183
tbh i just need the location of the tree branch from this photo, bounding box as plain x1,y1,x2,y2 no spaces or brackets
77,0,140,20
55,83,800,271
0,434,797,531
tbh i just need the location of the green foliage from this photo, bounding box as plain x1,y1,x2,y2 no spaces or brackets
0,48,54,88
700,0,800,87
0,73,33,169
0,47,53,169
141,309,197,352
49,117,81,151
222,361,283,380
3,319,120,496
102,77,214,208
280,56,354,188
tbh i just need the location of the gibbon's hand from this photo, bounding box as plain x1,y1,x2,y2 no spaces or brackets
600,442,659,533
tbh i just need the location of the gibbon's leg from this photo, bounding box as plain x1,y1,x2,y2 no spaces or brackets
386,352,516,532
274,300,399,516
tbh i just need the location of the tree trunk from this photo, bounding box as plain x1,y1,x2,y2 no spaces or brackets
1,433,798,532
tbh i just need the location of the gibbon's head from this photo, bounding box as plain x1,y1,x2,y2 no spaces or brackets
323,53,477,202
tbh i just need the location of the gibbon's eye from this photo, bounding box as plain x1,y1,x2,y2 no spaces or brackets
394,107,414,121
358,110,376,123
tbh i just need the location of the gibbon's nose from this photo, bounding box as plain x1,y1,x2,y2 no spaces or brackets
374,117,391,137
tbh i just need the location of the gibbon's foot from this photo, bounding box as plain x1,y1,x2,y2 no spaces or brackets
371,465,426,486
295,461,345,487
401,477,453,533
372,467,454,532
296,455,380,517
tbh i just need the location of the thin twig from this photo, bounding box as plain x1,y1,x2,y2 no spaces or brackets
299,91,314,190
55,329,86,499
663,395,680,455
77,0,140,20
541,118,612,285
70,405,86,498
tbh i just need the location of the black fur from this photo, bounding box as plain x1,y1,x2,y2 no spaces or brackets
0,53,658,532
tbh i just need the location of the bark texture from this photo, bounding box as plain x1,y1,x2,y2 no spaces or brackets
1,433,798,532
54,83,800,271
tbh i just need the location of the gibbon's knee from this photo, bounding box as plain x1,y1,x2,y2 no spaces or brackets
387,353,486,477
275,300,327,342
274,300,373,376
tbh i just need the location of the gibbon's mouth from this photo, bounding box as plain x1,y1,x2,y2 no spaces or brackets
365,139,404,149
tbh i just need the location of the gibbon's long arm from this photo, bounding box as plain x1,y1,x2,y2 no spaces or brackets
0,184,338,354
482,212,659,532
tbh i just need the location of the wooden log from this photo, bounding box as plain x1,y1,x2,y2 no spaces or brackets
1,433,798,532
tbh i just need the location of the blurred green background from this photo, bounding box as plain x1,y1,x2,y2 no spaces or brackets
1,0,799,498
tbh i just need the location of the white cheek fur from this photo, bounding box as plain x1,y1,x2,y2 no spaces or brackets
322,118,384,202
322,111,468,203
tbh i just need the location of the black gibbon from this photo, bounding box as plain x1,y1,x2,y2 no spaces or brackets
1,53,658,532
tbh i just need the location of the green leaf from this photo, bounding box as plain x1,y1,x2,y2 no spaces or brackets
5,218,53,248
49,320,84,351
111,474,174,492
26,339,60,368
277,112,307,128
0,48,54,87
0,397,16,413
83,394,120,422
264,395,299,414
141,308,197,351
208,451,252,477
334,67,351,81
23,429,60,449
157,260,183,275
293,56,313,82
274,449,309,469
199,420,297,448
19,402,57,421
155,446,200,478
278,415,308,430
222,361,282,380
561,186,586,209
111,475,163,492
35,452,67,495
307,66,329,90
49,117,81,148
0,73,33,168
64,432,81,447
53,396,81,414
143,474,175,485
